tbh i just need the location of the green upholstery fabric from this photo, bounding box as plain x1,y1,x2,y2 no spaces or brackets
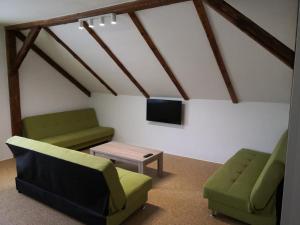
40,127,114,149
116,167,152,206
208,200,276,225
107,168,152,225
6,136,126,213
203,130,288,225
7,136,152,225
250,131,288,211
107,192,147,225
204,149,270,212
23,109,99,139
22,108,114,150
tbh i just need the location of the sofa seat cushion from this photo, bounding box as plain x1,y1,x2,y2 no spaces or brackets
116,168,152,206
203,149,270,212
41,127,114,148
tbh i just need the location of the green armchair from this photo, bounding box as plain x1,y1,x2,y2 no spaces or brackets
203,131,288,225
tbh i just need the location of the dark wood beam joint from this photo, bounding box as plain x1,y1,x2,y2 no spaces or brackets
5,0,294,68
6,0,191,31
204,0,295,68
83,21,150,98
129,12,189,100
193,0,238,103
15,32,91,97
44,27,117,96
14,27,41,71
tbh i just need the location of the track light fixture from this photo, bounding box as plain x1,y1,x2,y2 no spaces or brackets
111,13,117,25
78,13,117,30
99,16,105,27
78,20,84,30
88,18,94,28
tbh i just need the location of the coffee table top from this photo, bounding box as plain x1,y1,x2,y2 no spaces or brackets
90,141,163,163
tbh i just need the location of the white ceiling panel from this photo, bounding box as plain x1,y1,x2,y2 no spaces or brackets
30,29,109,93
225,0,297,49
136,2,230,100
206,5,293,102
6,0,297,102
48,23,142,96
89,14,181,98
0,0,134,25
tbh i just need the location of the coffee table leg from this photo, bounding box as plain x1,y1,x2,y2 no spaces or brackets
157,154,163,176
138,163,145,174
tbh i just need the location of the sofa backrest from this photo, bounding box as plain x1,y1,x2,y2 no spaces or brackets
250,131,288,211
22,108,99,140
6,136,126,215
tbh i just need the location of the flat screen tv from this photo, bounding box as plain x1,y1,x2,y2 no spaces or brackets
146,99,182,125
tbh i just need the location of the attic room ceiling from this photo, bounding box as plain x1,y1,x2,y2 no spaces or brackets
4,0,299,103
0,0,134,25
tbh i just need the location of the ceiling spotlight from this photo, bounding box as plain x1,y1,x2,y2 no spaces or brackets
111,13,117,25
99,16,105,27
88,18,95,28
78,20,84,30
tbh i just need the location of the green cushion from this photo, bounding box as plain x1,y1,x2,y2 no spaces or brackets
116,167,152,206
208,200,276,225
203,149,270,212
6,136,126,214
40,127,114,149
250,131,288,211
23,108,99,140
104,168,152,225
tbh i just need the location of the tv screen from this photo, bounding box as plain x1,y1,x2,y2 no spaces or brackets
146,99,182,125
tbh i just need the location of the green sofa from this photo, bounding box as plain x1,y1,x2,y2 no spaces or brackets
203,131,288,225
22,108,114,150
6,136,152,225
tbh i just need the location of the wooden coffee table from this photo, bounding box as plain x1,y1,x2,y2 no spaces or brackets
90,142,163,176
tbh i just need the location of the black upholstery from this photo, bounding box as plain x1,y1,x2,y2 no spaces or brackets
7,144,110,225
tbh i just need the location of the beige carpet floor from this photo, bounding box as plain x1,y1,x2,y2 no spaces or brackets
0,153,244,225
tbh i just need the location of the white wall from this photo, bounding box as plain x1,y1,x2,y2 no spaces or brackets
0,27,90,161
19,47,90,118
91,93,290,163
281,3,300,224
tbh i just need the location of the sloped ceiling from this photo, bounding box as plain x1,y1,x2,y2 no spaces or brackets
0,0,135,25
14,0,298,102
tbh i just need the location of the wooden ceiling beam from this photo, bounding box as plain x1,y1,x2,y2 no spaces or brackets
6,30,22,136
193,0,238,103
204,0,295,68
15,32,91,97
44,27,117,96
129,12,189,100
6,0,294,69
14,27,41,71
6,0,190,31
83,21,150,98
